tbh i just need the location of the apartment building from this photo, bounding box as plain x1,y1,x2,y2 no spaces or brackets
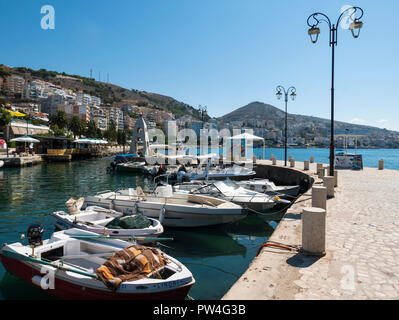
3,75,25,95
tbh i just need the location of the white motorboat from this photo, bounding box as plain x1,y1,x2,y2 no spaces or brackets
173,179,289,212
0,227,194,300
236,178,300,198
52,205,164,241
178,164,256,182
83,185,246,228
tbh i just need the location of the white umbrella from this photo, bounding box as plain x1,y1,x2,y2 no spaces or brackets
10,135,40,154
10,135,40,143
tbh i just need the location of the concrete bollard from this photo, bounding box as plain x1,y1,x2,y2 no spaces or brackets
312,186,327,210
301,207,326,256
316,163,323,175
304,160,309,171
378,159,384,170
290,158,295,168
317,167,325,179
252,154,257,164
272,157,277,165
310,156,314,163
323,176,335,198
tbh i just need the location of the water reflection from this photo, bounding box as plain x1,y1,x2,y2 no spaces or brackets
0,158,279,300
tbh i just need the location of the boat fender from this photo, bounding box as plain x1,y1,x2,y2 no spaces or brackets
31,275,51,289
159,204,166,224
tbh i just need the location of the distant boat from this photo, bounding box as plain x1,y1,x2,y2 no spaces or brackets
0,160,3,168
116,161,159,175
176,154,256,182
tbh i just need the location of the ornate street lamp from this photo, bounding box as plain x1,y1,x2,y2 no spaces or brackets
276,85,297,166
306,6,364,177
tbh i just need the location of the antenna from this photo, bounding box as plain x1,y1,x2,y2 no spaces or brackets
98,71,101,82
90,69,92,78
107,73,109,83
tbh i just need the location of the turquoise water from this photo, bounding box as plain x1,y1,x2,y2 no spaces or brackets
253,148,398,170
0,159,279,300
195,147,399,170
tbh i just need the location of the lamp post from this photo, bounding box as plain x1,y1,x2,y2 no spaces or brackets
307,6,364,177
276,85,297,166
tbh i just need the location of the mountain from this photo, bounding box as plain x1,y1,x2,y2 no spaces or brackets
0,65,204,120
217,101,399,147
220,102,285,122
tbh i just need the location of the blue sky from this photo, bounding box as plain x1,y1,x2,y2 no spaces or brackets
1,0,398,131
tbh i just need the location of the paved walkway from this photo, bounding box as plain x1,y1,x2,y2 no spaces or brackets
223,159,399,300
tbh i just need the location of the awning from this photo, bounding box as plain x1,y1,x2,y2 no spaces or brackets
9,121,50,135
73,138,108,144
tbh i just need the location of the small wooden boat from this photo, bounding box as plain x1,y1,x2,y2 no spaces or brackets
52,205,164,241
0,227,195,300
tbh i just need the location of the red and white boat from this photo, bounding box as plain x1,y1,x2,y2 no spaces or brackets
0,227,195,300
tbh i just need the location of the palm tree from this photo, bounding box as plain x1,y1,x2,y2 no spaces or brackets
49,110,68,130
68,116,86,139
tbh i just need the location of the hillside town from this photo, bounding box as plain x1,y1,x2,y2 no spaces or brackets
1,69,399,149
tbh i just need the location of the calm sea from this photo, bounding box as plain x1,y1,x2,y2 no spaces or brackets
235,148,398,170
0,148,397,300
0,158,280,300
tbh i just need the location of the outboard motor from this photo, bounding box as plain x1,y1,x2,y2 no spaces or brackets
27,224,44,247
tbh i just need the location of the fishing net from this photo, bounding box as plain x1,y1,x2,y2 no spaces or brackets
105,214,152,229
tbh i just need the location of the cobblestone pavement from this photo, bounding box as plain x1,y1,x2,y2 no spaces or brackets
223,159,399,300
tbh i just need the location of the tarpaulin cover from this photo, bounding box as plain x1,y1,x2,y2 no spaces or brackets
105,214,152,229
95,245,168,290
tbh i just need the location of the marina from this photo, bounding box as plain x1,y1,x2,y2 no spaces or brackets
1,1,399,305
1,142,399,300
0,157,281,299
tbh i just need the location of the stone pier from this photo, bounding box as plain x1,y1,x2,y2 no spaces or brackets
223,159,399,300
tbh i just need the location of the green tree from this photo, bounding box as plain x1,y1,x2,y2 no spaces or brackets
117,129,127,145
86,120,99,138
104,120,117,142
68,116,86,139
0,108,12,126
51,124,67,137
49,110,68,130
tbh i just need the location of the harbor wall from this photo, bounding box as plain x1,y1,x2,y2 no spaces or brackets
255,163,314,194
